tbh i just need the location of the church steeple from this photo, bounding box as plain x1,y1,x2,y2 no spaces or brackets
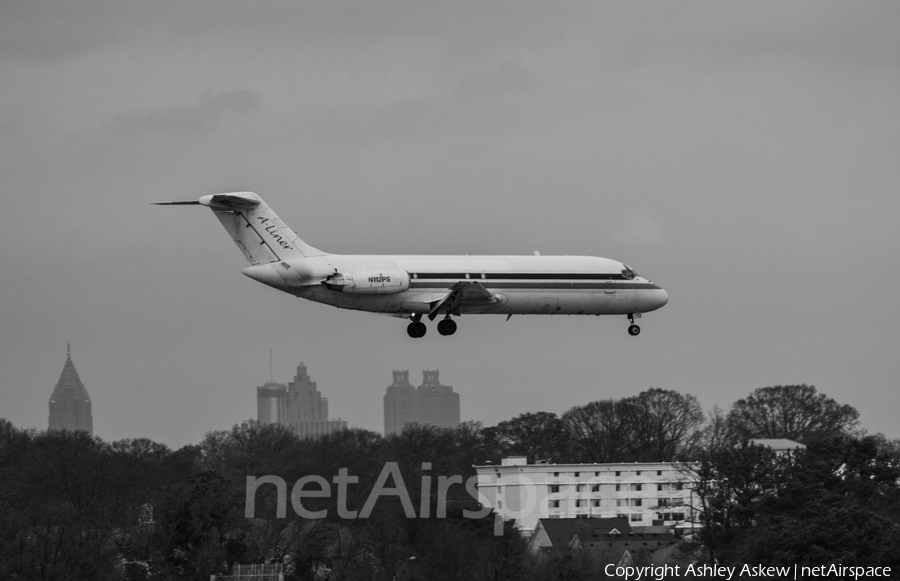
49,344,93,435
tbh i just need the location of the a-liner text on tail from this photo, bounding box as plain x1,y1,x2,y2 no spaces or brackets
156,192,668,338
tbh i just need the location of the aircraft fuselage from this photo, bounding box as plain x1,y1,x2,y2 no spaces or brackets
242,254,668,318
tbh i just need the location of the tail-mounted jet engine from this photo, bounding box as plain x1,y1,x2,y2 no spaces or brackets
323,270,410,294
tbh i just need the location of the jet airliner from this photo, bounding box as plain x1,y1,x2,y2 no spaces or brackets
158,192,668,337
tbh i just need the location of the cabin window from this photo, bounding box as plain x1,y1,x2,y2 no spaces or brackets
621,266,638,280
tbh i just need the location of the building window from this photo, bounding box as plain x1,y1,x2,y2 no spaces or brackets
595,471,600,477
616,499,625,507
633,499,642,507
615,471,621,477
657,484,663,491
498,501,502,509
577,484,585,492
657,470,663,476
630,514,643,523
551,500,560,509
615,484,621,492
576,500,584,508
591,484,600,492
636,471,642,476
574,472,580,477
550,485,560,493
553,472,559,477
592,500,601,507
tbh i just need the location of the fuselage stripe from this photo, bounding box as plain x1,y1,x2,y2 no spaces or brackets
409,272,630,280
408,281,660,290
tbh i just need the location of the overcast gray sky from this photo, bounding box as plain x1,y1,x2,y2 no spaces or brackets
2,1,898,448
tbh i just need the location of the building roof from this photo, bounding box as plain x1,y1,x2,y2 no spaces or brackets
750,438,806,451
533,517,678,551
538,517,632,546
50,344,90,402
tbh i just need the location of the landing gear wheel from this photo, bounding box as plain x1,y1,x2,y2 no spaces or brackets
437,318,457,336
407,321,427,338
628,325,641,336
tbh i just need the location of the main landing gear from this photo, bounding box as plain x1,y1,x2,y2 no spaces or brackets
407,315,457,338
437,317,457,336
627,313,641,336
407,315,427,338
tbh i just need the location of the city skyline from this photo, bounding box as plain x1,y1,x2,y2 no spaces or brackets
3,2,900,448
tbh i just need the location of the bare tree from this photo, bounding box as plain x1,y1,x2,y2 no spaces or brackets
727,384,859,444
694,406,741,457
486,412,568,463
561,400,635,463
624,388,705,462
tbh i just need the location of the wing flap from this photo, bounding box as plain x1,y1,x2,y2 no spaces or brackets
427,281,497,320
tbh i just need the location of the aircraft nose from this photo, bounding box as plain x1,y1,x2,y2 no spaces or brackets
655,287,669,309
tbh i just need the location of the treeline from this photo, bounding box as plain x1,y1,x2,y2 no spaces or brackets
0,419,530,581
1,383,897,580
487,384,866,464
688,435,900,572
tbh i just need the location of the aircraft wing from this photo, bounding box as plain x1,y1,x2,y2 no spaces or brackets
427,280,497,320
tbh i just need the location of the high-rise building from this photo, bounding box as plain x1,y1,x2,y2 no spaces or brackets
255,362,347,437
257,381,287,425
417,370,460,429
48,344,93,436
383,370,418,436
383,370,460,435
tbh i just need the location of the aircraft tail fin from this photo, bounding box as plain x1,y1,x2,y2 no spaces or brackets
156,192,326,264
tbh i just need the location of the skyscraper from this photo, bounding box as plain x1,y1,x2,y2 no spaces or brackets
383,370,460,435
48,344,93,435
383,370,418,436
417,370,460,429
255,362,347,437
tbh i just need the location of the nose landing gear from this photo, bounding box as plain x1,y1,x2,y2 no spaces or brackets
627,313,641,336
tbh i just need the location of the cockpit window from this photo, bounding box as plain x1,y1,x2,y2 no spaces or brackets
621,266,638,280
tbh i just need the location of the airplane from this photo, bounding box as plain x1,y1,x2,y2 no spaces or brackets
157,192,668,338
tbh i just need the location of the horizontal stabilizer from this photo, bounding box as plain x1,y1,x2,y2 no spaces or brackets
155,191,325,263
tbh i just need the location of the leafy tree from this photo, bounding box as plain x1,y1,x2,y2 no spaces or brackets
727,384,859,444
686,441,783,564
687,435,900,567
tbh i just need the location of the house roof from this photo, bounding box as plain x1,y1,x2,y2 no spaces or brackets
535,517,678,549
538,517,632,547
